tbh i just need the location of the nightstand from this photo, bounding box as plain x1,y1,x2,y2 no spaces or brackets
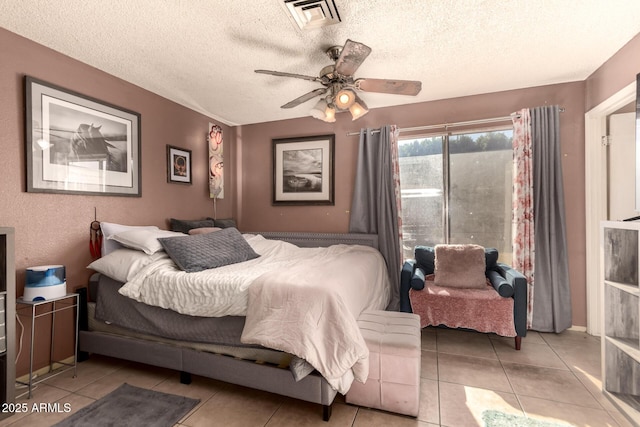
15,293,79,399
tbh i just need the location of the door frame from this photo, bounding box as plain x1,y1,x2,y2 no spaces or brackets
585,81,636,336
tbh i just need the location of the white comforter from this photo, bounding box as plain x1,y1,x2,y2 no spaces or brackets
241,245,389,393
118,234,390,393
119,234,389,317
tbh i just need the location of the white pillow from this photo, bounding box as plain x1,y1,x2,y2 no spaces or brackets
108,229,185,255
100,222,160,256
87,249,167,282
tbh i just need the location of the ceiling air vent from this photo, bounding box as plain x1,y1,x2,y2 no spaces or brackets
279,0,341,30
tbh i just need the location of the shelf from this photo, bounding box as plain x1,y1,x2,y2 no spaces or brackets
604,280,640,296
604,390,640,426
604,284,639,341
606,336,640,364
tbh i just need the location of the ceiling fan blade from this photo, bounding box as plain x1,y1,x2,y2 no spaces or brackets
334,39,371,76
255,69,320,82
281,87,328,109
356,78,422,96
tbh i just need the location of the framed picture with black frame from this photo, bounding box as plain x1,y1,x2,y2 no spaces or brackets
25,76,141,196
166,145,192,184
272,134,335,205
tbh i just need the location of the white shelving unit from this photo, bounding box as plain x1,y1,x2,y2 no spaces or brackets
601,221,640,427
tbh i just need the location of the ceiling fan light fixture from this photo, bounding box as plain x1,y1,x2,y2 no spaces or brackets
256,40,422,122
323,104,336,122
310,99,336,122
334,88,356,109
349,96,369,121
310,99,328,119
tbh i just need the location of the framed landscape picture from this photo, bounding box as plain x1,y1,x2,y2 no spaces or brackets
272,134,334,205
25,76,141,196
167,145,192,184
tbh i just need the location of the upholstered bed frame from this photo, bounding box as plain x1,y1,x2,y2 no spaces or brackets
77,231,380,422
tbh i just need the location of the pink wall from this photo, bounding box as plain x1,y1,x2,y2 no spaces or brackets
0,28,234,375
4,24,638,375
586,32,640,110
239,82,588,327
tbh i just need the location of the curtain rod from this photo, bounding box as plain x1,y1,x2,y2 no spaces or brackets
346,107,565,136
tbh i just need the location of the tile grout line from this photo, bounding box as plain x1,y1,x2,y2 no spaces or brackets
489,336,528,419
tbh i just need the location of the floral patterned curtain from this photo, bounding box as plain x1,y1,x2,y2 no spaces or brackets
389,125,404,262
511,109,535,329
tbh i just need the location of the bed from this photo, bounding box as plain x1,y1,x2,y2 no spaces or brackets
78,225,391,421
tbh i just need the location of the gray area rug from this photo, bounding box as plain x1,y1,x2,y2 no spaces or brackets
54,383,200,427
482,410,574,427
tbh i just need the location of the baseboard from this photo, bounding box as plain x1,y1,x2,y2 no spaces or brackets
568,325,587,332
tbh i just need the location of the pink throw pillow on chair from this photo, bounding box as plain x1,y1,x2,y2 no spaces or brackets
433,244,487,289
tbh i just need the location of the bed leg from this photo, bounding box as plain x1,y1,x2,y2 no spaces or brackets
180,371,192,385
515,336,522,351
322,404,332,421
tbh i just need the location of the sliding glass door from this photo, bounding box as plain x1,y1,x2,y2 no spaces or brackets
398,129,513,263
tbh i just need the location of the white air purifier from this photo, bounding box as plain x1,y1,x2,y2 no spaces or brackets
24,265,66,301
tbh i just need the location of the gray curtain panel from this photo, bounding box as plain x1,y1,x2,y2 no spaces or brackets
531,105,572,332
349,126,401,310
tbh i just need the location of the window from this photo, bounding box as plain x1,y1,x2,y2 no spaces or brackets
398,128,514,264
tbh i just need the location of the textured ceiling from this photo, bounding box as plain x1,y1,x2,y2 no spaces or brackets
1,0,640,126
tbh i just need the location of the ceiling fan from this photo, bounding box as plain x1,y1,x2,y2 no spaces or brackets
255,39,422,122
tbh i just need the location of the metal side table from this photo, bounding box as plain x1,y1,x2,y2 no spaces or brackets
15,293,79,398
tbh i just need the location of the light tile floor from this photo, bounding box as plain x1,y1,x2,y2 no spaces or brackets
0,328,636,427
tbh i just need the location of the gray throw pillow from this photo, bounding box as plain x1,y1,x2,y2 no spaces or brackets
169,218,216,234
206,217,237,229
159,227,259,272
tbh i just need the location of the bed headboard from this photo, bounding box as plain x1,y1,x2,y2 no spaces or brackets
250,232,379,250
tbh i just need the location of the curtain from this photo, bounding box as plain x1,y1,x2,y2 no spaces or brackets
349,125,402,310
511,109,535,329
530,105,572,332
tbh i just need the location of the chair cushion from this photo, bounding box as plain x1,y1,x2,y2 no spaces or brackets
434,244,486,289
409,276,516,337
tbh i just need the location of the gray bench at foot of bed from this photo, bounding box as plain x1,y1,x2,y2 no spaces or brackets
79,330,337,421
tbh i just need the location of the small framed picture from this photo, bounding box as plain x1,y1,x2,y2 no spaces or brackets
272,134,335,205
167,145,191,184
